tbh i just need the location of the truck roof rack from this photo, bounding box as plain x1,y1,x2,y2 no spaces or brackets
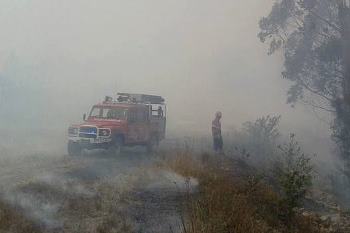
117,93,165,104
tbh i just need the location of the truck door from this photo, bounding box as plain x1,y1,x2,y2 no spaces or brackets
127,108,149,143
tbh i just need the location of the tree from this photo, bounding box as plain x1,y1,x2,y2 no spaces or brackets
259,0,350,166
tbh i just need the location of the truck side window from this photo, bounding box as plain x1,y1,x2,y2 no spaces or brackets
128,110,136,123
136,110,147,122
90,107,103,118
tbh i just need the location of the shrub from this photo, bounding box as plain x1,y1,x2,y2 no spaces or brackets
276,134,314,222
166,151,323,233
180,166,275,233
227,115,282,168
243,115,281,142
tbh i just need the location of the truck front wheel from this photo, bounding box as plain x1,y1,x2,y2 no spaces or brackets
68,141,82,156
107,136,123,155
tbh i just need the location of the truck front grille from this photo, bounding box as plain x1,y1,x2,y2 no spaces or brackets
79,126,97,139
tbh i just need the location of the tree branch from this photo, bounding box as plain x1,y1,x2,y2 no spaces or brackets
300,99,336,113
298,78,334,102
309,10,342,32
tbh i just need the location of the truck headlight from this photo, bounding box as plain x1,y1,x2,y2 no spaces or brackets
98,128,111,137
68,127,79,135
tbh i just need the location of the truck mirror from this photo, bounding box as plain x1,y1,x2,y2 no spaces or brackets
83,113,86,121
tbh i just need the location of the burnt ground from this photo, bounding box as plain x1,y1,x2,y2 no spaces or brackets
0,146,195,233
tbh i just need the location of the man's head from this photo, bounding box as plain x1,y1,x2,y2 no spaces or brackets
215,111,222,119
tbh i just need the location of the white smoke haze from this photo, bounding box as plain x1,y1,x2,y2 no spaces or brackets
4,191,62,228
0,0,335,162
0,151,197,230
1,1,349,231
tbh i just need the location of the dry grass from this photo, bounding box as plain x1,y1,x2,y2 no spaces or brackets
0,199,43,233
0,180,134,233
164,151,335,233
0,149,343,233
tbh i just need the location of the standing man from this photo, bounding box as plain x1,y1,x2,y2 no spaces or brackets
212,111,223,153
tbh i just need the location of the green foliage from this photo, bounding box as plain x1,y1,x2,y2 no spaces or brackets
260,0,350,186
277,134,313,221
243,115,281,142
233,115,281,167
259,0,343,106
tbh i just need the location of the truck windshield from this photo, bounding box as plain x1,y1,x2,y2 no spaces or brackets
89,107,127,120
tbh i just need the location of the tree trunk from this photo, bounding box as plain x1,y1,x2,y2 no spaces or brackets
339,2,350,104
335,2,350,164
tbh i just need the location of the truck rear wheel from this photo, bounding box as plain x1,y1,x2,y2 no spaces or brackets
147,135,159,153
68,141,82,156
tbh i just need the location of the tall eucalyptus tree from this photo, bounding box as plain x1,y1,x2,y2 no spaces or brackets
259,0,350,168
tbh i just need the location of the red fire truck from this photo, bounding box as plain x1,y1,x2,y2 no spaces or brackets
67,93,166,156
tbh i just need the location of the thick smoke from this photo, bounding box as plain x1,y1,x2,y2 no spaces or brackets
0,1,334,164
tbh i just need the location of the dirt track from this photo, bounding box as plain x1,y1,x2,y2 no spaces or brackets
0,146,195,233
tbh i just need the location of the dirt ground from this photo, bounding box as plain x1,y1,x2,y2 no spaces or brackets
0,141,195,233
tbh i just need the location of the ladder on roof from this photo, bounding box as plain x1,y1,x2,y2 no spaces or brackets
117,93,165,104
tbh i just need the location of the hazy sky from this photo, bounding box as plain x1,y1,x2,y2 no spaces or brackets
0,0,333,154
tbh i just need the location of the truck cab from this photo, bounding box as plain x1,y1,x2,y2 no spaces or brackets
67,93,166,155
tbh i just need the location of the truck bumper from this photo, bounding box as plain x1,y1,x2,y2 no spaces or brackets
68,136,113,149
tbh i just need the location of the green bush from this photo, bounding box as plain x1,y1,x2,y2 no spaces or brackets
227,115,282,168
276,134,314,222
